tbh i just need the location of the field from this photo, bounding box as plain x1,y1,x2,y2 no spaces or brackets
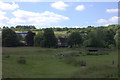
2,47,118,78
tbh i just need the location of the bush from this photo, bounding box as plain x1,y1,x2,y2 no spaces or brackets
79,51,87,56
64,57,86,67
108,44,115,49
17,57,26,64
80,60,86,66
98,50,109,55
64,57,75,64
5,55,10,58
73,60,86,67
87,52,99,56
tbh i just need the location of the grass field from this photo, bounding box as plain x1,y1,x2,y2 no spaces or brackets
2,47,118,78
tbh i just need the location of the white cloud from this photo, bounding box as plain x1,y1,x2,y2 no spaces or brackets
104,24,110,26
0,10,9,26
0,10,6,15
51,1,69,10
109,16,118,23
75,5,85,11
0,1,19,10
97,19,108,23
54,25,62,28
74,26,79,28
97,16,119,26
9,9,69,26
106,9,118,13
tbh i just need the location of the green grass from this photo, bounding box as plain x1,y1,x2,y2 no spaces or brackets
54,31,67,34
2,47,118,78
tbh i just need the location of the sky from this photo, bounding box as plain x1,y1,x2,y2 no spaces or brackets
0,1,118,28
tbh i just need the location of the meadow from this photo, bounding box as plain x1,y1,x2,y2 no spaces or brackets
2,47,118,78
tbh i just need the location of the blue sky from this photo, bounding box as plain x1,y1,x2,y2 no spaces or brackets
0,1,118,28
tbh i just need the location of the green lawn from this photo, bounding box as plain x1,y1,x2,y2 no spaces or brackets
2,47,118,78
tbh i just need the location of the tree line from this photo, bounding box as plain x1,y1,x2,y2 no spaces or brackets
2,25,120,49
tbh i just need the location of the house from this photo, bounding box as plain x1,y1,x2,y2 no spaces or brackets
55,34,69,37
16,32,36,38
16,31,36,46
58,37,67,47
16,32,28,37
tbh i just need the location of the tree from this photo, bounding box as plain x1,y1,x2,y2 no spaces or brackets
83,29,106,48
16,25,36,31
25,31,35,46
104,28,115,47
67,31,82,47
34,32,43,46
2,28,19,47
114,29,120,49
42,28,57,48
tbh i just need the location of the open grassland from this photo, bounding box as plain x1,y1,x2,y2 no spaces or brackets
2,47,118,78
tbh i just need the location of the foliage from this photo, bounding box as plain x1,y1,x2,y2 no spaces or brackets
114,29,120,49
42,28,58,48
63,57,86,67
25,31,35,46
2,28,19,47
16,25,36,29
104,28,115,47
17,34,24,41
5,55,10,58
34,32,43,46
67,31,82,47
2,25,119,48
83,29,106,48
17,57,26,64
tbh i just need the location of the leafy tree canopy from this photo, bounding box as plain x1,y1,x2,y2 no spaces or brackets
67,31,82,47
2,28,19,47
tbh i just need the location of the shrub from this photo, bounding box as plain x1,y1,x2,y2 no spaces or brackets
108,44,115,49
98,50,109,55
73,60,81,66
5,55,10,58
80,60,86,66
17,57,26,64
79,51,82,54
64,57,86,67
79,50,88,56
73,60,86,67
87,52,99,56
64,57,75,64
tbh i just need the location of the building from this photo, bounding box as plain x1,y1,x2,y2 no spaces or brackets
16,32,28,37
58,37,67,47
16,31,35,45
